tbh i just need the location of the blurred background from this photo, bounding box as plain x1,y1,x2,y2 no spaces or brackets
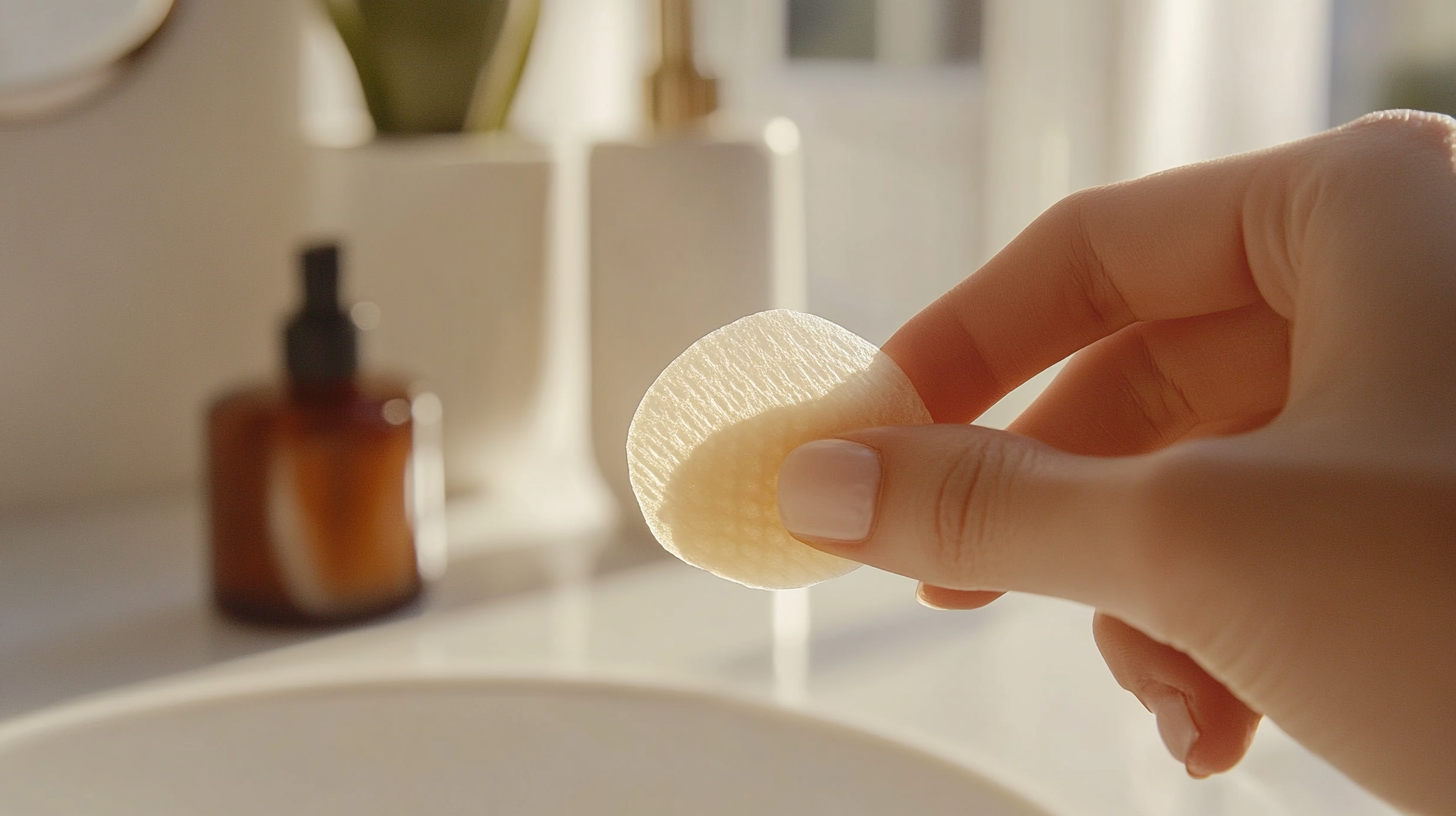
1,1,1455,814
1,0,1454,518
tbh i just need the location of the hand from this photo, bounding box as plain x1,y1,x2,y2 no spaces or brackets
775,111,1456,815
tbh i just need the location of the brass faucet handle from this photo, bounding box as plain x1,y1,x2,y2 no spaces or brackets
647,0,718,131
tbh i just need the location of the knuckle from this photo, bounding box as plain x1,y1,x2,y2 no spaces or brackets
1346,109,1456,150
1066,194,1138,329
1326,110,1456,183
1111,328,1200,446
929,437,1026,581
1036,190,1137,331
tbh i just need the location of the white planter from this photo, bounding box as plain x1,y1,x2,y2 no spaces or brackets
311,133,555,547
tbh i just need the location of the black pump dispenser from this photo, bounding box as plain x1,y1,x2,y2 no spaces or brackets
285,244,357,383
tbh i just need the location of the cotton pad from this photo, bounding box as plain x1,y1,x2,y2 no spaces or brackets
626,309,932,590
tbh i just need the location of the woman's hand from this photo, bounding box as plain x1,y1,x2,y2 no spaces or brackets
776,111,1456,815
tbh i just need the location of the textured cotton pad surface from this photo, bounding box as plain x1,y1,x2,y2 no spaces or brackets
627,310,932,590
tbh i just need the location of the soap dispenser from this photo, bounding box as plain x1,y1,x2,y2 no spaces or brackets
208,243,422,624
590,0,806,529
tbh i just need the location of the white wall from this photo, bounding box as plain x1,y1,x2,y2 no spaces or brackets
0,0,306,513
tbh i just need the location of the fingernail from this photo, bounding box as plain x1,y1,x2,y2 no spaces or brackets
777,440,881,542
1140,683,1200,768
915,583,948,609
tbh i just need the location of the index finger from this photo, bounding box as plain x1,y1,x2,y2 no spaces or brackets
884,151,1278,424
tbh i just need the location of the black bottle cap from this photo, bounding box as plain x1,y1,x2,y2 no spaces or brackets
285,243,357,382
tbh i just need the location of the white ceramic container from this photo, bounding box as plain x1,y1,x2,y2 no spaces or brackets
589,117,806,529
312,134,555,548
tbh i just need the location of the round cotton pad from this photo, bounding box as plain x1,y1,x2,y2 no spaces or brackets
627,309,933,590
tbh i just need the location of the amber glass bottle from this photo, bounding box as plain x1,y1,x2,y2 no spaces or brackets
208,244,421,624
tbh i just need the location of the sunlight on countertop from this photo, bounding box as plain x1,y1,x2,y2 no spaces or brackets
0,492,1397,816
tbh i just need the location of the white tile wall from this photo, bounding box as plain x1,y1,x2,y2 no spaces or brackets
0,0,306,512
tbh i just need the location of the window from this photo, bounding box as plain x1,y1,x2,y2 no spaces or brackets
785,0,981,65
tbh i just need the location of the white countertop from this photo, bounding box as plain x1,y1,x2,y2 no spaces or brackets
0,492,1398,816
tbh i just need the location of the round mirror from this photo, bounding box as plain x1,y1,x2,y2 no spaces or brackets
0,0,176,122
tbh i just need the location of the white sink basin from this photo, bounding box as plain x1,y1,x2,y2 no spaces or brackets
0,671,1052,815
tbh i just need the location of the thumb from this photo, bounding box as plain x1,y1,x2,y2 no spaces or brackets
777,424,1145,612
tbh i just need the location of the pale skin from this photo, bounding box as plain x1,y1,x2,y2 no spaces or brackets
776,111,1456,814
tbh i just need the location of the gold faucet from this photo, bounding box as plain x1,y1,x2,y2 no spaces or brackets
647,0,718,131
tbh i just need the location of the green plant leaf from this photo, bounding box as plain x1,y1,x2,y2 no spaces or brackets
322,0,514,134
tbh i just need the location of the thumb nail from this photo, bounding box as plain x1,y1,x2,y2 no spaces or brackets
777,439,881,542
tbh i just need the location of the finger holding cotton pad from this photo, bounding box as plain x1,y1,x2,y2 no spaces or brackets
626,309,932,590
